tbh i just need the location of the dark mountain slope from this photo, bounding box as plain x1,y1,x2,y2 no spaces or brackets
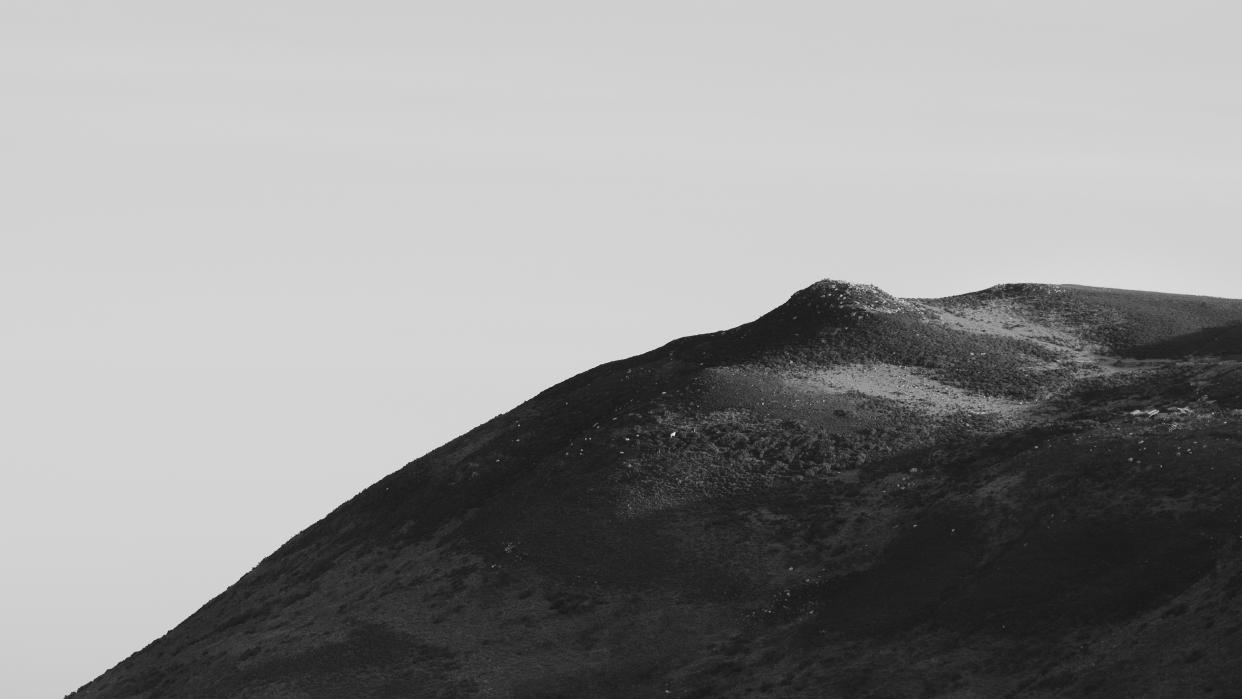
1129,322,1242,359
72,281,1242,698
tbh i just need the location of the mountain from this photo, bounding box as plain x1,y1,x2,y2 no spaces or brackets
71,281,1242,698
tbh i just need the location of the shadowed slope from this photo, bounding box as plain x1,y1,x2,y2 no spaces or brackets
1129,322,1242,359
71,280,1242,699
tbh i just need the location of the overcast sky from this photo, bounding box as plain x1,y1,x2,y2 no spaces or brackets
3,2,1241,696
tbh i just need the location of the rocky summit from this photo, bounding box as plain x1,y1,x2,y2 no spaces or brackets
73,281,1242,698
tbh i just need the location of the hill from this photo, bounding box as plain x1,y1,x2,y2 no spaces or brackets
70,281,1242,698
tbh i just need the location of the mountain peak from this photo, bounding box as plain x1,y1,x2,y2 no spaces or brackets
785,279,916,316
974,282,1067,298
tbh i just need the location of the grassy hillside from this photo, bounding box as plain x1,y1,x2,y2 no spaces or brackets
71,281,1242,698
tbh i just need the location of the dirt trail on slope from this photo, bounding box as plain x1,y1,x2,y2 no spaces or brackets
780,364,1031,419
917,300,1131,378
774,301,1182,423
919,300,1092,351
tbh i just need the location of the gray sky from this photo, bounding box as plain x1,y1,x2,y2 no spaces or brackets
3,2,1240,695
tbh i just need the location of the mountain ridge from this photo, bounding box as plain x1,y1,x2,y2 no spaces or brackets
72,280,1242,698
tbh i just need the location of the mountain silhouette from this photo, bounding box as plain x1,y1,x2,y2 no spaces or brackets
71,281,1242,698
